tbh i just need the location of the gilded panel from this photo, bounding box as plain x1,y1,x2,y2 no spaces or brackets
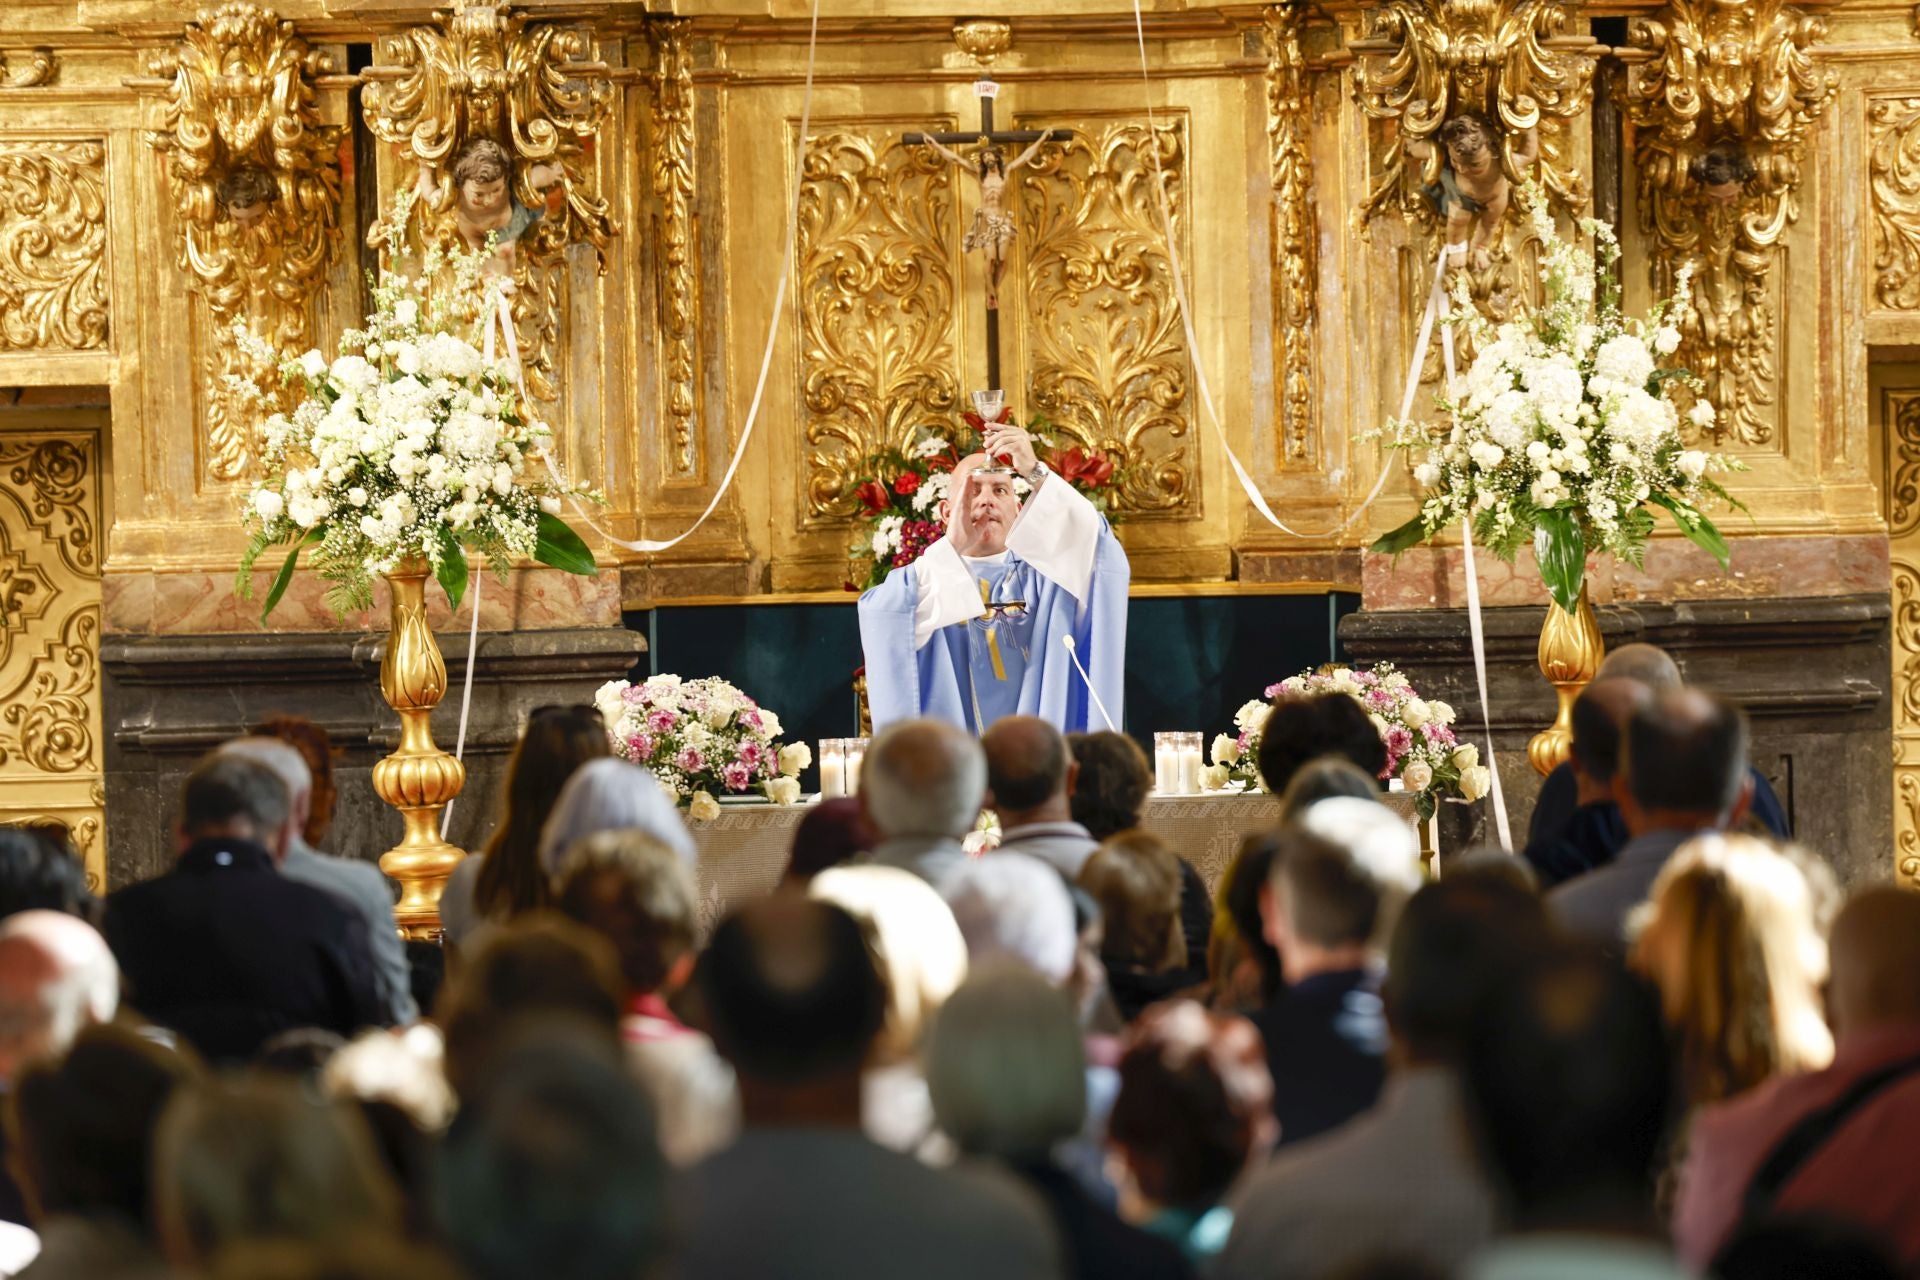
0,434,105,891
1871,96,1920,314
797,124,961,522
1016,114,1194,516
0,141,108,352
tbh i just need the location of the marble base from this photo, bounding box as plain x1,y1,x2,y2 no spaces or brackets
1340,593,1893,886
101,626,647,890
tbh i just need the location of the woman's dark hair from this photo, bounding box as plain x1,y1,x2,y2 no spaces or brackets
0,825,94,921
473,706,611,921
256,715,340,846
1254,693,1387,796
1214,832,1285,1005
1066,731,1153,840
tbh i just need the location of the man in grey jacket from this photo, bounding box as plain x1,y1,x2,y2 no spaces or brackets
218,737,418,1024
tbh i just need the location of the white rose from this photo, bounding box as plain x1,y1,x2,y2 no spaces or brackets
1451,743,1479,771
688,791,721,822
1211,733,1241,766
1687,400,1717,429
252,489,284,522
1234,699,1272,734
1653,326,1681,356
298,349,327,379
395,345,422,377
1412,462,1441,487
347,486,369,508
1201,763,1232,792
1401,698,1431,730
1401,760,1434,792
764,776,802,806
394,299,419,328
1677,449,1708,481
1458,765,1491,802
758,709,784,739
1429,700,1457,726
778,742,812,777
1468,440,1506,470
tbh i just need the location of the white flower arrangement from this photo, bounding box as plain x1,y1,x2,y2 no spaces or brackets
595,674,808,812
235,220,596,619
1374,191,1744,613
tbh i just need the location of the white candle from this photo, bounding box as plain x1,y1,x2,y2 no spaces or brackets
1155,747,1180,795
819,757,845,799
846,750,865,795
1178,746,1203,795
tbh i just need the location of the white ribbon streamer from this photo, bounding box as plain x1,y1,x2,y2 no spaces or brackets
439,567,482,840
1127,0,1511,848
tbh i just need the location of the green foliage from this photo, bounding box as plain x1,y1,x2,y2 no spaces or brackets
1533,507,1586,614
534,511,597,576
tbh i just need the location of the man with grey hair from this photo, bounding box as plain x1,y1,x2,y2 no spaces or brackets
103,752,389,1061
941,853,1077,986
219,737,417,1024
858,719,986,887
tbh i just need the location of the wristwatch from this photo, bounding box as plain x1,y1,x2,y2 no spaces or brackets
1026,459,1051,486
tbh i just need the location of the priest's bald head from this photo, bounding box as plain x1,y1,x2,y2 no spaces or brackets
942,454,1024,558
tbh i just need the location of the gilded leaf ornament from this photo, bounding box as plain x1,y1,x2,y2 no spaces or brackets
146,2,342,480
0,142,108,352
798,128,961,520
1617,0,1835,447
1871,98,1920,313
1266,1,1319,463
1884,389,1920,539
652,19,700,476
0,50,56,89
1019,117,1192,515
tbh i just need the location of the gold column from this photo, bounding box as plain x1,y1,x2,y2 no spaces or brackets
1527,585,1604,777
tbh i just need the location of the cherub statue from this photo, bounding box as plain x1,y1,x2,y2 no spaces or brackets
1411,113,1539,269
1688,144,1756,206
369,137,563,275
922,132,1057,309
217,164,279,231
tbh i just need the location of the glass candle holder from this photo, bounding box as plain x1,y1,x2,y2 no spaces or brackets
844,737,871,796
818,738,848,799
1153,732,1182,795
1178,732,1204,795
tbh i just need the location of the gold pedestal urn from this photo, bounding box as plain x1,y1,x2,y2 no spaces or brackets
373,558,467,939
1526,585,1605,777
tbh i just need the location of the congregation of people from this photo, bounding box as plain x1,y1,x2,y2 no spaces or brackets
2,641,1918,1279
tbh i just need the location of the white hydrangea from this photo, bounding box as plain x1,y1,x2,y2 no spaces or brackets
1592,334,1655,391
1483,389,1534,450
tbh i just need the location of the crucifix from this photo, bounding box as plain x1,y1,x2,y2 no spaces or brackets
905,80,1071,395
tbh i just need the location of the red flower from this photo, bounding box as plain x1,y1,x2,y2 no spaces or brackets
928,454,956,473
1054,446,1116,488
894,472,922,496
854,480,890,514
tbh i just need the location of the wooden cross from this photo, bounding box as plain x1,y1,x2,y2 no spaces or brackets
905,86,1071,394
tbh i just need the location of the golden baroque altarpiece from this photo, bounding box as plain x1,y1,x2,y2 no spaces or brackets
0,0,1912,879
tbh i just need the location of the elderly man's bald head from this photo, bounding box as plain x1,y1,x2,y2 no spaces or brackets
981,716,1072,817
862,718,987,842
0,910,119,1081
1595,643,1682,692
1569,678,1654,786
1828,888,1920,1037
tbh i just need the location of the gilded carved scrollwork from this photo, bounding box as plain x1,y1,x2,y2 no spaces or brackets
0,142,108,352
0,50,56,89
1870,98,1920,313
146,3,342,481
799,129,960,520
1019,118,1193,515
1266,1,1318,463
1617,0,1835,448
1884,389,1920,538
1893,559,1920,886
363,2,617,406
651,19,700,476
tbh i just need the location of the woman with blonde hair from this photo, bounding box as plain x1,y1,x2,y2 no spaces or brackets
1630,833,1833,1109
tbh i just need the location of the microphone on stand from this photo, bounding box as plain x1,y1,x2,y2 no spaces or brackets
1061,635,1117,733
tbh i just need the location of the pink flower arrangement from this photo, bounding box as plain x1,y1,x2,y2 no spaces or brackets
1211,662,1491,820
593,674,811,811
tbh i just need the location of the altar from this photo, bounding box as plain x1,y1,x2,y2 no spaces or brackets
688,790,1424,918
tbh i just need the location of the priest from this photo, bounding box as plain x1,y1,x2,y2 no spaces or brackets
857,421,1129,735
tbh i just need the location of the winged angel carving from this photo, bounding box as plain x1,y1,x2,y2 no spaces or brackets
362,2,617,405
146,2,342,482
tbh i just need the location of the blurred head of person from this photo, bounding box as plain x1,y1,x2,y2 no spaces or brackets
254,714,341,847
1385,869,1553,1069
1277,756,1384,822
1211,832,1285,1012
1825,886,1920,1041
476,704,612,920
438,1019,667,1280
538,758,693,884
1618,689,1753,839
323,1024,455,1238
941,852,1077,987
809,865,968,1064
5,1023,199,1233
1593,642,1683,691
208,1235,466,1280
698,897,887,1125
254,1027,347,1078
927,961,1086,1164
1629,833,1832,1107
1079,831,1186,978
1256,694,1387,797
1066,731,1153,840
1568,679,1653,804
783,797,874,884
155,1074,402,1268
177,752,293,860
982,715,1076,827
435,914,625,1101
0,825,94,922
1460,946,1674,1232
555,830,701,1001
0,909,119,1084
861,718,986,843
1264,801,1422,985
1107,1000,1275,1223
